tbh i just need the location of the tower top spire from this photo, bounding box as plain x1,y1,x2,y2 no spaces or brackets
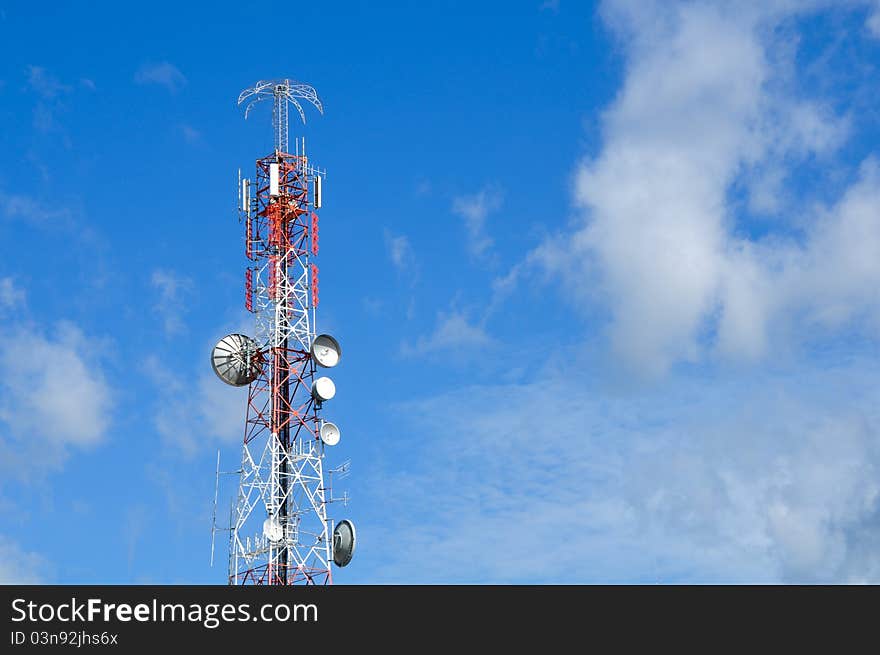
237,78,323,153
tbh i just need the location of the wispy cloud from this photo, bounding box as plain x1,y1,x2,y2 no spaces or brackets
0,535,46,583
151,269,192,336
135,62,187,92
142,342,248,458
401,310,492,357
0,190,74,228
26,65,70,98
367,354,880,583
362,296,384,316
0,277,25,310
179,124,201,143
24,65,75,134
123,504,150,573
414,179,432,197
869,2,880,37
452,186,503,260
384,229,417,276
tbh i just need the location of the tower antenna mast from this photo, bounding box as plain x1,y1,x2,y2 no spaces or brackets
211,77,354,585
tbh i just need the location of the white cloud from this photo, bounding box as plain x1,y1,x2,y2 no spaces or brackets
0,322,112,447
401,310,492,357
0,320,114,478
452,187,503,259
135,62,187,92
0,535,46,583
367,357,880,583
531,0,880,376
383,230,416,275
358,0,880,585
151,269,192,336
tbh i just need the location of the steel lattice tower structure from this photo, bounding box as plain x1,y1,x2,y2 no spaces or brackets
213,78,351,585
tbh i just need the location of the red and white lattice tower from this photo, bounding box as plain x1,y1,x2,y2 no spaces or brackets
212,79,354,586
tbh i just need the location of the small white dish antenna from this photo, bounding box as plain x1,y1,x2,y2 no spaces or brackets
311,376,336,402
211,334,261,387
332,519,356,567
319,421,341,446
311,334,341,368
263,517,283,543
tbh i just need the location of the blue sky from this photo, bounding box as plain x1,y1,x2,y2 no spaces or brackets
2,0,880,584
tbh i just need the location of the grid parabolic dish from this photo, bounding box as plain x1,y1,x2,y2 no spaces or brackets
211,333,261,387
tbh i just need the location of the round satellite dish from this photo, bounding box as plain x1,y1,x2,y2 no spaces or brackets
263,517,283,543
319,421,340,446
211,334,260,387
332,519,356,567
311,334,341,368
311,376,336,402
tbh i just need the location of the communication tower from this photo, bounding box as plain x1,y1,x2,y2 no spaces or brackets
211,79,355,585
